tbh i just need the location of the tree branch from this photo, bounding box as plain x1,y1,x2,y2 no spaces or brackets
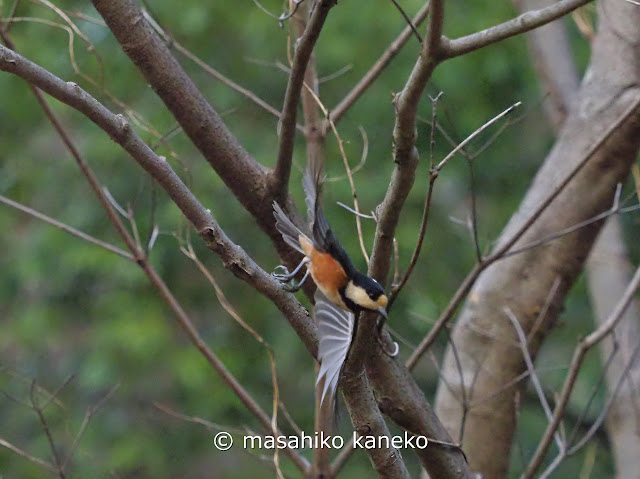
407,96,640,369
272,0,337,198
329,1,431,125
370,0,444,282
0,37,310,471
524,263,640,479
89,0,300,261
441,0,593,59
0,194,133,261
0,43,317,357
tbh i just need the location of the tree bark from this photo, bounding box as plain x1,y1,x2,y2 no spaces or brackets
433,0,640,477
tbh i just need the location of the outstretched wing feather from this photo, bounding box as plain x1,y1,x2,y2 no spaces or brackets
314,290,354,405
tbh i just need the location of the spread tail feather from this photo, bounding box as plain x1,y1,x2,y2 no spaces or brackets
273,201,308,255
314,290,354,406
303,157,332,249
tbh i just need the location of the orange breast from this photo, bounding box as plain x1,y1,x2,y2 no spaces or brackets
311,250,347,290
298,235,349,308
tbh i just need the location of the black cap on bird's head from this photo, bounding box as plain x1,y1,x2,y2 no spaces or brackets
342,272,388,317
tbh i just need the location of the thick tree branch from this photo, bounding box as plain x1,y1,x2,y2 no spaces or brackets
89,0,300,264
333,2,473,477
586,217,640,479
341,370,413,479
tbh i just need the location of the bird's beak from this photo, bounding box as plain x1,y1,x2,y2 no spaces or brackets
378,307,388,319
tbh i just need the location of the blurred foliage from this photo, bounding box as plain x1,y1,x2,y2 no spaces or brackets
0,0,636,478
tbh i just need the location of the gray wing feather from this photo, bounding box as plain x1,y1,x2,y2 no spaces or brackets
314,290,354,405
273,201,307,255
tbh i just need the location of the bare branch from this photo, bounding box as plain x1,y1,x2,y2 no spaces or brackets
524,263,640,478
0,436,57,473
504,308,564,453
272,0,337,197
62,382,121,471
330,1,431,124
388,0,423,43
436,102,522,172
0,194,134,261
143,10,296,128
441,0,594,59
407,96,640,369
0,43,314,473
30,380,66,479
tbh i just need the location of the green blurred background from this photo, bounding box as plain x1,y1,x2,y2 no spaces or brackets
0,0,636,477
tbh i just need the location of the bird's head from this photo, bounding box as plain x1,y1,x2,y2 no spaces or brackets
344,272,388,316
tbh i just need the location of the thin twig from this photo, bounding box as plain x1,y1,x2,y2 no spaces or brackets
329,1,431,124
406,97,640,370
154,402,244,434
567,339,640,454
388,0,423,42
325,126,369,182
0,436,57,472
387,92,443,310
502,185,637,259
0,194,134,261
523,263,640,479
505,307,564,453
303,83,371,264
62,382,121,471
436,102,521,171
30,380,66,479
278,0,305,26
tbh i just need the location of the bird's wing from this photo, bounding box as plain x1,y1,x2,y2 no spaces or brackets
314,290,354,405
273,201,308,255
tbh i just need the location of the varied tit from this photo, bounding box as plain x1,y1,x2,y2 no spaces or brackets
272,158,388,318
272,159,392,404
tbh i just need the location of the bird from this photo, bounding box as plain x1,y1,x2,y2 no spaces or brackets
272,158,390,404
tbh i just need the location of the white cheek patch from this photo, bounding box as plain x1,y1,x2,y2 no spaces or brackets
345,282,380,310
